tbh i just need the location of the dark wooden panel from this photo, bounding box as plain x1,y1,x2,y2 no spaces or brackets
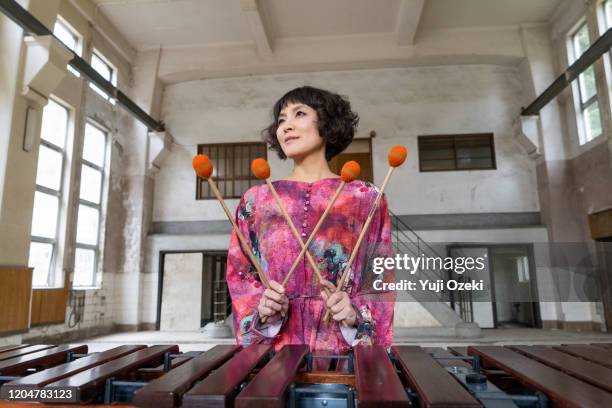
0,345,54,361
447,346,469,357
588,207,612,240
354,345,411,408
132,345,239,408
31,286,69,325
510,345,612,393
0,344,87,376
0,403,133,407
0,345,29,353
469,345,612,408
236,345,308,408
293,371,355,386
329,151,374,184
393,346,480,408
592,343,612,350
182,344,271,408
0,267,32,333
137,351,207,374
46,345,178,403
554,344,612,368
0,345,145,398
423,347,472,368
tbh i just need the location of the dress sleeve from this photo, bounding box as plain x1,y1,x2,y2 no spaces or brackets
343,193,396,347
226,190,286,345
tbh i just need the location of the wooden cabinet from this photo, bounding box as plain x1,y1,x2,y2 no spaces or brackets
0,267,33,334
31,274,69,325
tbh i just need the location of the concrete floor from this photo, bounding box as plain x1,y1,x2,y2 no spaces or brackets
83,328,612,353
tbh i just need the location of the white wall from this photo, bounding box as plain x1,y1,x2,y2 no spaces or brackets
0,0,150,342
155,64,539,223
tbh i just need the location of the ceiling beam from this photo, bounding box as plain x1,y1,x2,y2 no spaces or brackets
158,27,526,83
68,0,137,64
240,0,274,57
395,0,425,45
0,0,163,131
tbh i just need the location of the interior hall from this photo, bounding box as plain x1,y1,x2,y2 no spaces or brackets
2,0,612,351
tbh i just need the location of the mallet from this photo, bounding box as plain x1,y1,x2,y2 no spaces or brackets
251,158,327,284
323,146,408,324
280,161,361,288
192,154,270,289
252,159,360,323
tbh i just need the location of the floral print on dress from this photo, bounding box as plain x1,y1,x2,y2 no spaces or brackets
226,177,396,353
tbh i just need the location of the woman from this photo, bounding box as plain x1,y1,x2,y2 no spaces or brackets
227,86,395,353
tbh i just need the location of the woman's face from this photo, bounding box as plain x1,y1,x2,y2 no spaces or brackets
276,102,324,160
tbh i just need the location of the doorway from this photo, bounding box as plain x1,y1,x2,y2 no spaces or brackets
448,244,540,329
156,251,230,331
589,208,612,332
489,246,538,328
202,253,230,326
596,239,612,332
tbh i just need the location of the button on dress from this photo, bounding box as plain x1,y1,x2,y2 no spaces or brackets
227,177,396,353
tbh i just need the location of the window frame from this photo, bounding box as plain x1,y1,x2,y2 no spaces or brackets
53,17,81,77
569,20,604,145
602,0,612,86
73,120,108,288
89,49,117,102
417,133,497,172
30,98,70,288
196,142,267,200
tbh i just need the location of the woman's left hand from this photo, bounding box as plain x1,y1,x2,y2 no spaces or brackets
320,280,357,327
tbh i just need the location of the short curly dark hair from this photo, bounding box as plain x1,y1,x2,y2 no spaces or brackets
262,86,359,161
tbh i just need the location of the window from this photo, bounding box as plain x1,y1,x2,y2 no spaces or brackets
53,19,80,77
570,22,603,144
517,256,530,283
605,0,612,30
418,134,496,172
28,99,69,287
196,142,267,199
73,122,108,287
89,50,116,101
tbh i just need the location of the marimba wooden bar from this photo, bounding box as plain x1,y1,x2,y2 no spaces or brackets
509,345,612,393
132,345,238,408
469,345,612,408
0,342,611,407
553,344,612,368
235,344,308,408
353,345,410,407
392,346,480,408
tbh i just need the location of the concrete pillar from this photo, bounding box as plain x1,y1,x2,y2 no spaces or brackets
0,0,71,265
114,48,167,329
517,20,608,327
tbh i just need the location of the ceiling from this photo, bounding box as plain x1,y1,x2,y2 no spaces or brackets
419,0,563,30
92,0,563,50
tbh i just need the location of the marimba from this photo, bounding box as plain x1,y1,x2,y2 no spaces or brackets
0,342,611,407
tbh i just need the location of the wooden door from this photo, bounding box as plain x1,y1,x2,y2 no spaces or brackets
328,139,373,183
589,208,612,332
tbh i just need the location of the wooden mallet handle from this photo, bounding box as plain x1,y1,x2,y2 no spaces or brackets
252,159,360,324
281,160,361,287
192,154,270,289
323,146,407,324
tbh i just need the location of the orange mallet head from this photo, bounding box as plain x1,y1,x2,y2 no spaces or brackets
192,154,213,178
388,145,408,167
251,158,271,180
341,161,361,182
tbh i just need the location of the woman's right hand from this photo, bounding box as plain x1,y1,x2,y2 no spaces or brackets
257,280,288,324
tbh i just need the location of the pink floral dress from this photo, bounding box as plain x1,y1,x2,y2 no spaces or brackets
226,177,396,353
